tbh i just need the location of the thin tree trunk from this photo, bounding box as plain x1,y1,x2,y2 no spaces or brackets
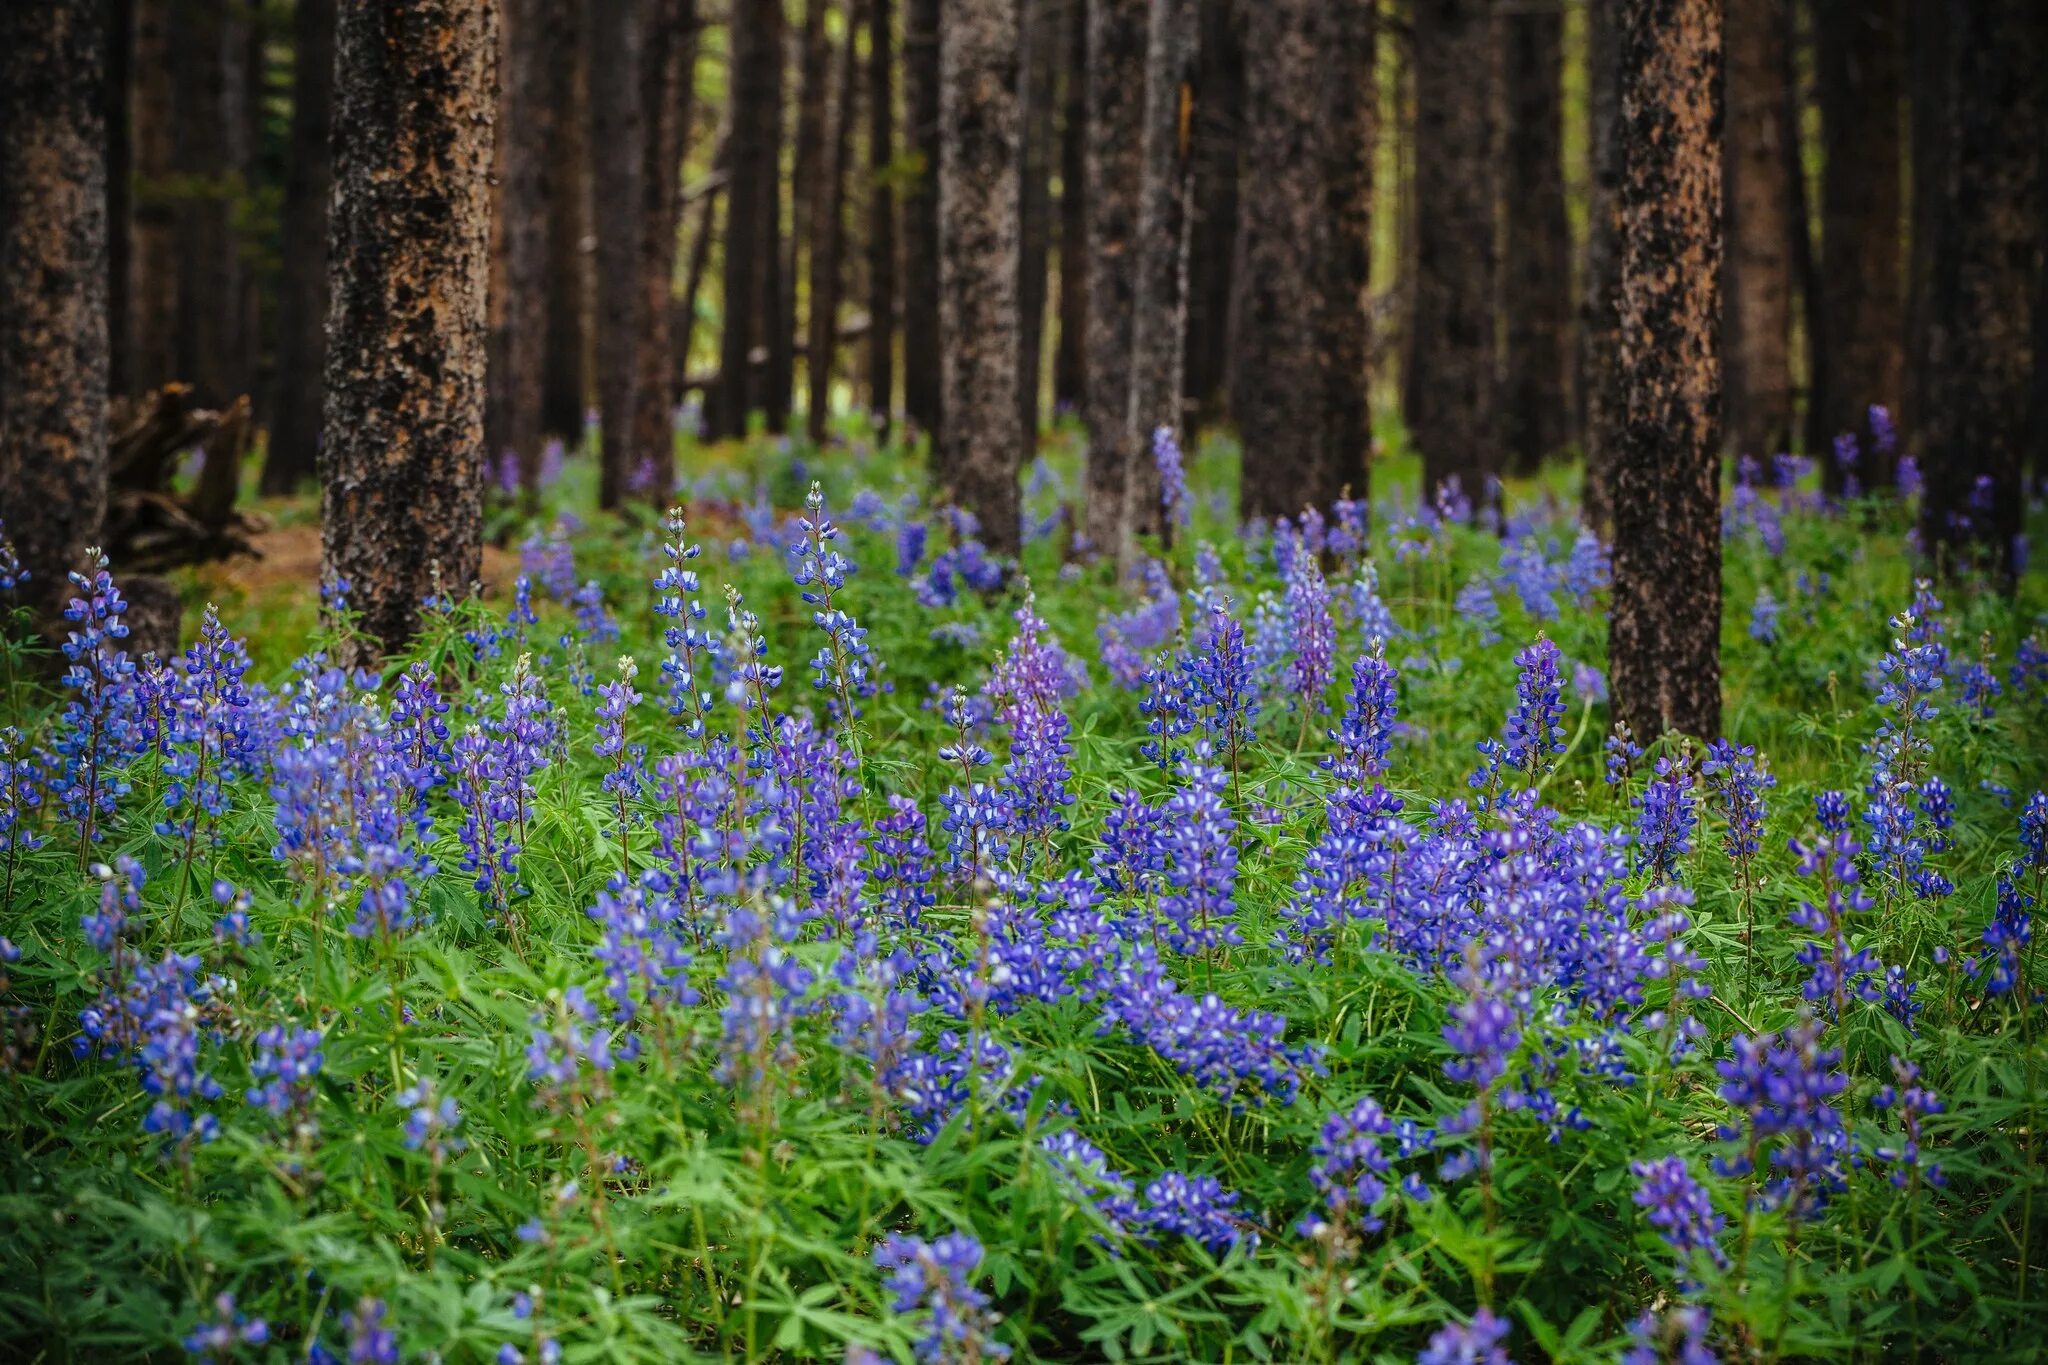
809,2,861,442
1902,0,1946,440
321,0,495,660
936,0,1023,555
107,0,134,401
762,1,794,433
792,0,832,433
1051,0,1088,414
1181,0,1240,430
1784,0,1822,457
1082,0,1145,559
1722,0,1794,461
502,0,558,498
542,0,589,442
131,0,176,394
628,0,696,502
1016,0,1058,449
1811,0,1903,483
1409,0,1500,507
1578,0,1623,527
902,0,943,436
677,135,729,404
0,0,110,624
589,0,643,504
1609,0,1723,740
262,0,335,495
171,0,241,408
1501,0,1573,471
868,0,901,423
1918,0,2041,581
714,0,783,438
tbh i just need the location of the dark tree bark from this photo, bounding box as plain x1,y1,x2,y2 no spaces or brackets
320,0,495,660
1501,0,1573,471
902,0,943,436
936,0,1023,555
1578,0,1623,527
542,0,589,442
808,0,861,441
1408,0,1499,505
107,0,133,400
677,134,729,402
760,2,793,432
589,0,643,504
1722,0,1794,460
1231,0,1370,523
1081,0,1145,558
262,0,336,495
1182,0,1240,429
1016,0,1058,447
131,0,176,394
869,0,901,423
1903,0,1946,439
1918,0,2042,580
170,0,243,409
1051,0,1088,413
628,0,696,501
1811,0,1903,481
712,0,784,438
0,0,110,624
482,0,554,501
792,0,833,430
1609,0,1723,741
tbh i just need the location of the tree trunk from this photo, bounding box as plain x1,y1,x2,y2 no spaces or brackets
936,0,1023,555
1609,0,1723,741
792,0,832,433
262,0,335,495
321,0,495,660
809,0,861,442
902,0,943,436
589,0,643,503
1051,0,1088,413
868,0,901,423
1501,0,1573,471
1578,0,1623,528
1232,0,1370,523
107,0,134,401
170,0,242,409
491,0,557,499
1016,0,1058,448
1722,0,1794,461
0,0,110,624
1182,0,1240,429
1902,0,1946,440
1408,0,1499,507
1081,0,1145,558
131,0,176,395
542,0,589,442
712,0,783,438
1917,0,2041,581
1811,0,1903,482
628,0,696,501
761,2,793,433
678,134,729,404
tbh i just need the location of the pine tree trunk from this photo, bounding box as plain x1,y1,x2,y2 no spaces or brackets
171,0,242,408
936,0,1023,555
868,0,901,423
0,0,110,624
902,0,943,436
1578,0,1623,528
761,4,794,433
793,0,832,430
494,0,557,498
678,133,729,402
1722,0,1794,461
1918,0,2041,581
628,0,695,502
542,0,589,442
1051,0,1088,414
1902,0,1945,440
107,0,134,401
713,0,783,438
809,1,860,442
320,0,495,660
1016,0,1058,448
1811,0,1903,481
262,0,335,495
1609,0,1723,741
1501,0,1573,472
1181,0,1240,429
1232,0,1369,523
131,0,176,394
589,0,643,503
1081,0,1145,559
1409,0,1500,506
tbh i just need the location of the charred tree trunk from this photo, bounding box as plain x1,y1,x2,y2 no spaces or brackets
809,2,860,442
542,0,589,442
1811,0,1903,482
490,0,557,499
107,0,134,400
1722,0,1794,461
1501,0,1573,472
626,0,694,502
1016,0,1058,448
1182,0,1240,429
936,0,1023,555
1579,0,1623,527
320,0,495,660
0,0,110,623
1609,0,1723,740
1918,0,2041,581
131,0,176,395
902,0,943,436
713,0,784,438
1051,0,1088,414
589,0,643,504
1408,0,1499,506
1081,0,1145,559
262,0,335,495
1232,0,1370,523
868,0,901,423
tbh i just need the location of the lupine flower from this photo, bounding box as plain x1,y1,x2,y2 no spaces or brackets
1623,1306,1717,1365
1455,576,1502,645
1418,1309,1514,1365
1787,830,1882,1018
1282,539,1336,711
1870,1054,1946,1189
246,1024,324,1140
1331,646,1399,782
183,1292,269,1361
395,1076,465,1159
1749,588,1781,644
1138,1170,1251,1256
1154,752,1241,953
0,520,25,594
50,551,144,849
1630,1154,1726,1269
588,878,699,1024
1301,1095,1398,1243
526,986,615,1101
343,1296,398,1365
794,482,878,717
1153,426,1189,529
1713,1015,1849,1219
1635,757,1698,883
873,1232,1010,1364
1701,740,1774,862
1095,942,1312,1107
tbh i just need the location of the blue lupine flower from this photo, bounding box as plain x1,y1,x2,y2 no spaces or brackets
1418,1309,1513,1365
1870,1054,1946,1189
1713,1015,1849,1219
873,1232,1010,1364
246,1024,324,1136
183,1292,269,1361
1630,1154,1726,1269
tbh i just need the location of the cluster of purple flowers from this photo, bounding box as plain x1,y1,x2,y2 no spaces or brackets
873,1232,1010,1364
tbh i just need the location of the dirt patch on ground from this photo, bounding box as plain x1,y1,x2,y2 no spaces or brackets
190,522,520,603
